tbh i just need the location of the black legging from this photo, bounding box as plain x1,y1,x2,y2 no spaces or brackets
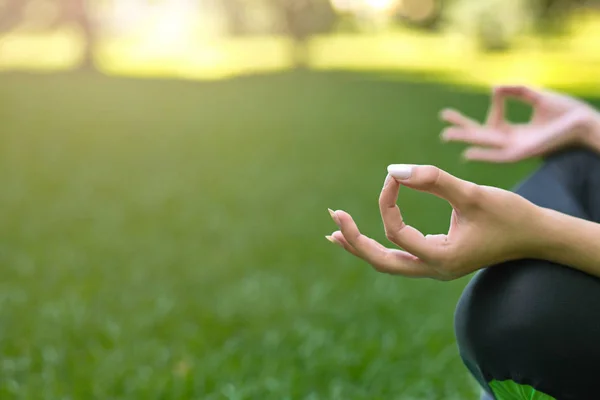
455,148,600,400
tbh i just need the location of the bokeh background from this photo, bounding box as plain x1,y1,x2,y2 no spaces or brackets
1,0,599,398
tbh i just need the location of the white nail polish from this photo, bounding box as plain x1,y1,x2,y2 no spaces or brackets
387,164,412,180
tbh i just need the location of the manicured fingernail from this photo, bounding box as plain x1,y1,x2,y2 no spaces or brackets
328,208,341,227
326,235,343,248
387,164,413,180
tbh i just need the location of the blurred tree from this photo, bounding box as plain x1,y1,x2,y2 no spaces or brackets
533,0,586,36
269,0,337,69
395,0,444,31
445,0,598,51
221,0,248,36
0,0,27,32
475,9,511,51
446,0,531,52
62,0,98,71
0,0,98,71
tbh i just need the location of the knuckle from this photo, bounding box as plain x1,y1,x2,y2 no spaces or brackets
385,231,396,242
378,191,387,205
346,232,362,246
505,85,526,95
461,183,483,207
419,165,441,190
384,223,406,244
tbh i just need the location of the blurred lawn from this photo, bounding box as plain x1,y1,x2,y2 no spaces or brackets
0,71,597,399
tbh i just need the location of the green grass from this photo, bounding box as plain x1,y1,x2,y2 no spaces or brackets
0,71,596,399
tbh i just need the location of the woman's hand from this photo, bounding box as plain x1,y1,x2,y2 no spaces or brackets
326,165,544,280
440,85,600,163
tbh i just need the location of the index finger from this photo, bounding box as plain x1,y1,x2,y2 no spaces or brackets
493,85,541,106
330,216,432,278
378,175,437,260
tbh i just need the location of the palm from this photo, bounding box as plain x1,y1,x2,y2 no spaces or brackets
441,86,592,163
497,123,556,160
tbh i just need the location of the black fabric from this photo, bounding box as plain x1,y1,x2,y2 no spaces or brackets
454,148,600,400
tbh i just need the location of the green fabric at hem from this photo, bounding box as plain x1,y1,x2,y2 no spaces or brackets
489,379,556,400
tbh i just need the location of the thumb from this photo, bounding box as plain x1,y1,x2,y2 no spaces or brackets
387,164,478,207
485,85,543,127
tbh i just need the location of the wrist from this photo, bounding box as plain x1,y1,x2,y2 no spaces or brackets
527,205,600,272
500,197,556,262
511,201,556,261
514,172,600,279
525,205,564,261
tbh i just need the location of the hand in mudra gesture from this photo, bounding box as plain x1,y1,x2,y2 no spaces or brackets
440,85,599,162
327,164,543,281
325,85,600,279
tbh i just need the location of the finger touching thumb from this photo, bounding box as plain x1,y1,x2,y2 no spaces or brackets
387,164,478,206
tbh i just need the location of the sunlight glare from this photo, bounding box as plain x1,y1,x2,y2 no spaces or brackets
140,0,197,56
364,0,397,12
330,0,398,13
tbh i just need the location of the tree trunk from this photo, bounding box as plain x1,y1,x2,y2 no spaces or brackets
0,0,26,33
222,0,247,36
67,0,98,71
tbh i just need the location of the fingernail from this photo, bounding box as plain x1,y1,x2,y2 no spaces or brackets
325,235,342,248
328,208,341,227
387,164,413,180
440,109,454,120
460,151,469,163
